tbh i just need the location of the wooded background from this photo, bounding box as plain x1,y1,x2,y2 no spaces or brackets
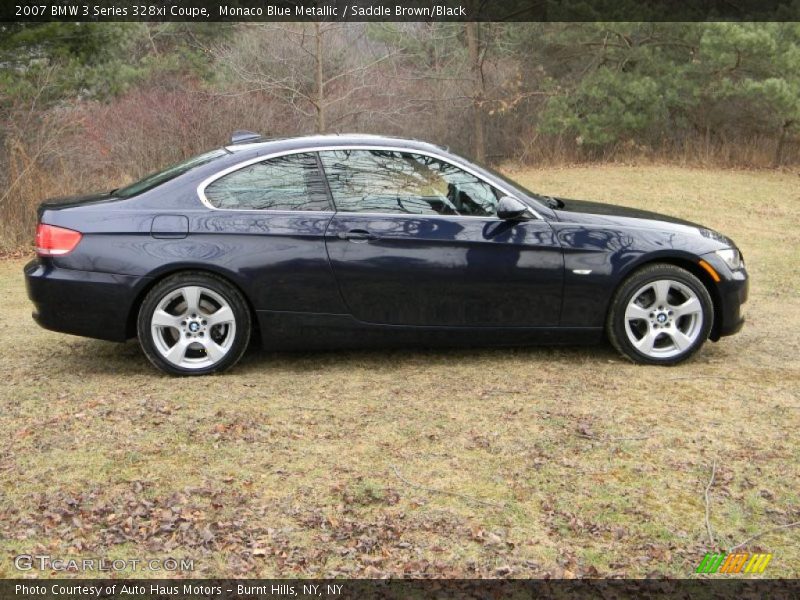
1,22,799,249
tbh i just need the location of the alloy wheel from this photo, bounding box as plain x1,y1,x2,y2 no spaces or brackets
150,285,237,369
623,279,704,359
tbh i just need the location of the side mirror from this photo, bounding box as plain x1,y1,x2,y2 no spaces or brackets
497,196,531,220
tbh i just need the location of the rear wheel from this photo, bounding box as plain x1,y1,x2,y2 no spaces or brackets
607,264,713,365
137,272,251,376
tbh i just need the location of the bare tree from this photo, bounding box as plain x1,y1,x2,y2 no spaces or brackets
465,22,487,162
370,22,548,161
210,23,399,134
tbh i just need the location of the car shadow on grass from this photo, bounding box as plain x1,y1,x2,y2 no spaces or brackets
235,343,621,375
43,337,621,377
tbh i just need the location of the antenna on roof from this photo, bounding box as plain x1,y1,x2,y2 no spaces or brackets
230,130,262,145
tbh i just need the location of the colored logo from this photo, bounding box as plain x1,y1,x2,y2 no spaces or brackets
696,552,772,574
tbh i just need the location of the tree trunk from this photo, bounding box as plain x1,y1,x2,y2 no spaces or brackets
465,22,486,163
314,23,325,133
773,120,793,168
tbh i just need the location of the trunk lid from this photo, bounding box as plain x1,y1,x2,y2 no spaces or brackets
37,191,120,218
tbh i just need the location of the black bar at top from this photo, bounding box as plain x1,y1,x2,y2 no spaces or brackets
3,0,800,22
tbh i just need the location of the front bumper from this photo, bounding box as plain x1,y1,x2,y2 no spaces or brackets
702,254,748,340
24,259,150,342
716,273,748,338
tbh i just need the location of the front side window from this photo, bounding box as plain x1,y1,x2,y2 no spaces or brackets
319,150,501,217
205,153,331,211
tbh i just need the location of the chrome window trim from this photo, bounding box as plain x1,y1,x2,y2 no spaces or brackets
197,145,543,220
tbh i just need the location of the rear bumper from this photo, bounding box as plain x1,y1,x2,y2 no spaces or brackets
24,259,149,342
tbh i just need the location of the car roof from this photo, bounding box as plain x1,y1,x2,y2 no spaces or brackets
224,133,449,156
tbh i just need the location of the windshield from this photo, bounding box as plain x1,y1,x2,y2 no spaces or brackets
445,150,544,201
471,161,566,209
476,163,542,198
116,149,228,198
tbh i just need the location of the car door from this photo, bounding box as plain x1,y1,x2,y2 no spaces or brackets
200,152,344,313
319,149,563,327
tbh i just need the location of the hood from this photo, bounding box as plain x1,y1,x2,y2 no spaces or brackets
553,197,700,226
552,197,734,246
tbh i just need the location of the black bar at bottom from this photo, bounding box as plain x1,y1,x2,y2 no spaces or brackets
2,579,800,600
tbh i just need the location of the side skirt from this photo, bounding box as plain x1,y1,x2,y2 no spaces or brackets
255,310,603,351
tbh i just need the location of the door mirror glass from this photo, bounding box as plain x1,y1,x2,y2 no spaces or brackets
497,196,531,220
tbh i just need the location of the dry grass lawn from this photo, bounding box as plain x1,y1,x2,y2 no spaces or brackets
0,165,798,579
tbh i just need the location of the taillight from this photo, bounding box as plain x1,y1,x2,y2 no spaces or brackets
35,223,82,256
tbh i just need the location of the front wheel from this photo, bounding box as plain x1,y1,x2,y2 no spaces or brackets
607,264,713,365
137,272,251,376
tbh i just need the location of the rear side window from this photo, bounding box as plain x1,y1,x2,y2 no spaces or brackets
204,153,331,211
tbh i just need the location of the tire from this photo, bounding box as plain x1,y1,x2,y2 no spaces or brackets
137,271,251,376
606,264,713,365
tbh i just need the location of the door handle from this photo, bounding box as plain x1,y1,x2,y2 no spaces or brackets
337,229,379,242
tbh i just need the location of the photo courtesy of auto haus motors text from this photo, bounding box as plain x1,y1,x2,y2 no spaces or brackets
0,0,798,599
14,583,344,597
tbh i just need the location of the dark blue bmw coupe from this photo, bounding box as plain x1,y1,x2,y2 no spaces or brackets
24,133,748,375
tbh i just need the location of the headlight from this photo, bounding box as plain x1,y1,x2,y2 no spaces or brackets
715,248,744,270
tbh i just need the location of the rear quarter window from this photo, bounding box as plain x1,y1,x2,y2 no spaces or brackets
204,153,331,211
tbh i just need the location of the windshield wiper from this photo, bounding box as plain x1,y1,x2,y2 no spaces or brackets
537,194,564,209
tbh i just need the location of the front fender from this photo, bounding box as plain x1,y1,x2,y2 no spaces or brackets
552,223,727,328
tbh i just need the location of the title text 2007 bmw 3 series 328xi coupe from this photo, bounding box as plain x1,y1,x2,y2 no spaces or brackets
24,133,748,376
